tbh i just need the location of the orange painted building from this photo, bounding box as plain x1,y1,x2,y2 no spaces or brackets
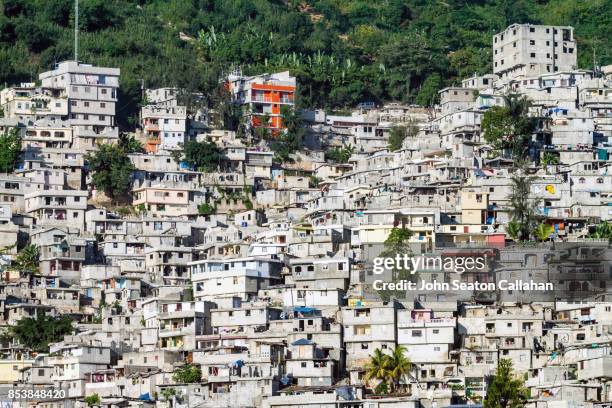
227,71,296,133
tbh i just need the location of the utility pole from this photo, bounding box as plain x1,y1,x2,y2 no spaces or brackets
74,0,79,62
592,38,598,74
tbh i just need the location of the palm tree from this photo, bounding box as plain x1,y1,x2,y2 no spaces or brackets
364,348,389,389
386,345,412,393
364,346,412,395
508,171,537,241
533,223,553,242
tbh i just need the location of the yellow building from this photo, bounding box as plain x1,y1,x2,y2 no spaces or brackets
0,358,34,383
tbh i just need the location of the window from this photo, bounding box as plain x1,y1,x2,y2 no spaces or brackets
100,102,106,108
412,330,423,337
530,40,535,45
530,53,536,58
84,102,90,107
101,88,107,94
529,27,535,33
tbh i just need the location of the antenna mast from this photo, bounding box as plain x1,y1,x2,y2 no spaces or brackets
74,0,79,62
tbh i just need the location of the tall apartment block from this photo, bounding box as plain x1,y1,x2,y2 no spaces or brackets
493,24,577,82
39,61,120,149
227,71,296,131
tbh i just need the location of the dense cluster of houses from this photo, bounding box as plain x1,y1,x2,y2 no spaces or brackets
0,23,611,408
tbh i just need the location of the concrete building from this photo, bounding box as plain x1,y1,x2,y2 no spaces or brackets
493,24,577,81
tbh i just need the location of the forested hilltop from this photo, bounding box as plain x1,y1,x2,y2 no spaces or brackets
0,0,610,129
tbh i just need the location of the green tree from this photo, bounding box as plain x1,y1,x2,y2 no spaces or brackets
325,144,354,164
13,244,38,273
183,140,225,172
173,364,201,383
508,172,537,241
481,94,535,159
85,144,135,200
388,123,418,151
541,151,559,166
364,348,389,391
484,359,529,408
0,0,607,128
388,126,407,151
385,345,411,393
377,228,414,301
9,313,73,351
533,223,553,242
118,134,144,154
505,220,521,241
84,394,101,407
415,73,443,106
160,388,176,407
589,221,612,240
270,106,304,163
364,346,412,394
197,202,217,216
0,128,22,173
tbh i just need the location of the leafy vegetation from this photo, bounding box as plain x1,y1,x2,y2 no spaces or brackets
377,227,415,301
364,345,412,394
270,106,305,163
0,1,607,131
85,144,135,200
505,220,521,241
118,133,144,153
388,123,418,151
183,140,225,172
0,129,22,173
12,244,39,273
508,171,538,241
589,220,612,240
481,94,536,159
541,151,559,166
325,144,354,163
172,363,202,383
84,394,101,407
533,222,553,242
9,313,73,351
484,359,529,408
